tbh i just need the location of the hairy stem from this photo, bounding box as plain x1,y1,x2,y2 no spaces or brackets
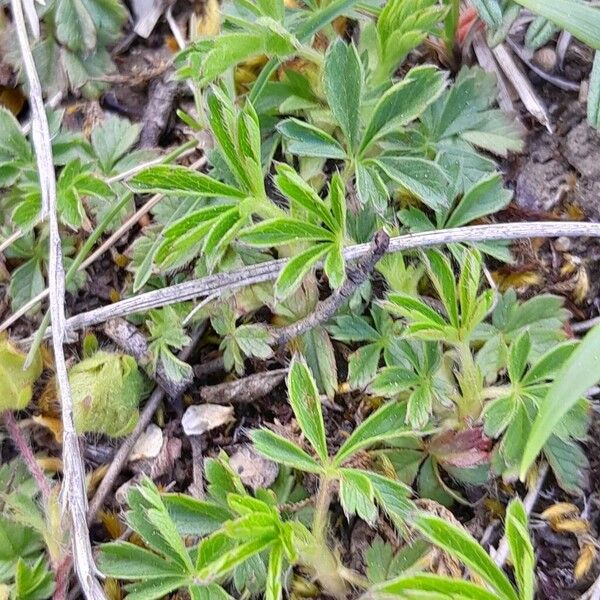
312,475,333,546
2,411,51,502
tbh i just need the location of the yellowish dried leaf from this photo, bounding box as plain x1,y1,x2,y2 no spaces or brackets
32,415,63,443
0,87,25,115
103,578,123,600
491,269,542,292
36,457,62,473
540,502,580,522
100,510,126,540
87,464,110,494
551,518,589,535
574,543,597,581
195,0,220,37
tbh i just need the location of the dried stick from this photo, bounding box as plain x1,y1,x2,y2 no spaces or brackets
267,230,390,346
2,411,51,502
493,462,549,567
199,369,288,404
103,318,193,398
87,329,203,523
53,221,600,334
10,0,105,596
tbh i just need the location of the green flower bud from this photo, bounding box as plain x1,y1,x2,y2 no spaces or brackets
69,351,147,437
0,335,43,412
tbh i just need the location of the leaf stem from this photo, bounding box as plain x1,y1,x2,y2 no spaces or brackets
312,475,333,545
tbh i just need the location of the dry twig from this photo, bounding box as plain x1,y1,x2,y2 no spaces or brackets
51,221,600,335
10,0,106,595
267,230,390,346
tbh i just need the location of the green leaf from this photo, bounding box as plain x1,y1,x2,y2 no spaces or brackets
251,430,323,473
0,107,31,164
239,218,334,247
520,324,600,480
13,557,54,600
424,250,459,328
9,259,44,314
414,514,519,600
277,119,347,159
339,468,378,524
124,576,189,600
446,173,512,228
91,115,141,173
323,39,362,151
99,542,188,579
55,0,96,52
334,402,409,467
360,65,446,153
130,165,246,199
505,499,535,600
275,243,330,300
376,157,449,211
507,331,531,383
163,494,230,536
355,161,388,212
347,343,382,390
287,357,328,462
324,242,345,289
513,0,600,49
372,573,501,600
265,544,284,600
274,163,336,230
198,536,274,581
364,472,414,527
471,0,503,28
525,16,559,50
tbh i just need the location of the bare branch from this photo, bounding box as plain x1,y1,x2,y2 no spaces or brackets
53,221,600,335
10,0,105,596
267,230,390,346
103,318,193,398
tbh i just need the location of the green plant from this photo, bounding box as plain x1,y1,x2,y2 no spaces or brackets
69,350,148,437
1,0,128,97
0,336,42,411
0,460,64,600
100,356,418,599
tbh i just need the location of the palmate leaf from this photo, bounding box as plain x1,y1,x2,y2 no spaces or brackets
338,468,378,524
275,244,330,300
239,218,334,247
333,401,409,467
360,65,446,153
265,544,284,600
130,165,247,199
375,156,450,211
505,499,535,600
445,173,512,228
274,163,336,230
370,573,501,600
251,429,323,473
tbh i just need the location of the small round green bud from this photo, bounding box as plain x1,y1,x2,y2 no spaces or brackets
0,335,43,412
69,351,147,437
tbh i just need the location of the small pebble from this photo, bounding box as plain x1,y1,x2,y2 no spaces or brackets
533,47,557,72
579,79,589,104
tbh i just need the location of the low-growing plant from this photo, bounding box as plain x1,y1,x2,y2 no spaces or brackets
99,356,541,600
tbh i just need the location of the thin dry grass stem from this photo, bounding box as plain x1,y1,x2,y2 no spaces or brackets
45,221,600,336
11,0,106,595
